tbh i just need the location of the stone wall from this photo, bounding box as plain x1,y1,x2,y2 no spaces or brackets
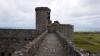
55,31,82,56
0,29,39,56
0,29,35,40
12,31,48,56
58,24,74,40
0,39,29,56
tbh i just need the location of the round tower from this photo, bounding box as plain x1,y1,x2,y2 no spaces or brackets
35,7,51,34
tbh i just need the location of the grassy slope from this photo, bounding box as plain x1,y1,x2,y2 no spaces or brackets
74,32,100,53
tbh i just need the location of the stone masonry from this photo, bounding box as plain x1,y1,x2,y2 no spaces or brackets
0,7,74,56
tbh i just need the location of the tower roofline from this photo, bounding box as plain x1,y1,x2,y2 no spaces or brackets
35,7,51,11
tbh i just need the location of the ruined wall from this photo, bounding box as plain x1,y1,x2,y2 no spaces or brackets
57,24,73,40
0,29,38,56
35,7,51,34
0,39,29,56
0,29,35,40
0,37,36,56
12,31,48,56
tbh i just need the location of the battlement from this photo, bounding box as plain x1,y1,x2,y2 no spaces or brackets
35,7,51,12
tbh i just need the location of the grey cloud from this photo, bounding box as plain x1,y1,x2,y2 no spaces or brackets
0,0,100,31
81,0,100,5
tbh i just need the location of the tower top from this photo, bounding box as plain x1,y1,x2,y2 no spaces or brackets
35,7,51,11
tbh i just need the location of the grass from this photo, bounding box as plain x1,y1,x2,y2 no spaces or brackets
74,32,100,53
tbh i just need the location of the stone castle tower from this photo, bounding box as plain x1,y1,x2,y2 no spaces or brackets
35,7,51,34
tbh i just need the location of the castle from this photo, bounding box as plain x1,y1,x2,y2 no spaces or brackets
0,7,73,56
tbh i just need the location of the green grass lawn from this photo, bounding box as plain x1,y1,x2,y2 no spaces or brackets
74,32,100,53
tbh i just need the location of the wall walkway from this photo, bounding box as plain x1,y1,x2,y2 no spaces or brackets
34,33,66,56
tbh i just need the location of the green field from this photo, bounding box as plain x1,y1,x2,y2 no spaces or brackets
74,32,100,53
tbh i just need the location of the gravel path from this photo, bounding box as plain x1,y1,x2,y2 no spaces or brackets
34,33,66,56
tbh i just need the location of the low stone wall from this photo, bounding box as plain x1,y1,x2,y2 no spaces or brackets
0,29,35,40
55,31,82,56
88,53,100,56
78,49,100,56
12,31,48,56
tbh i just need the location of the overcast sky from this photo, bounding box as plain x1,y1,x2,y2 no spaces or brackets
0,0,100,32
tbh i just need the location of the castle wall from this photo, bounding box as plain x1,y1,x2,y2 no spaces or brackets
0,29,38,56
58,24,73,40
0,29,35,40
0,38,29,56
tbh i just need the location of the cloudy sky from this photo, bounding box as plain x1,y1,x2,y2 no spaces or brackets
0,0,100,32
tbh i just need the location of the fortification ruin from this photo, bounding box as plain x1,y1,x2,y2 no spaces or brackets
0,7,73,56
